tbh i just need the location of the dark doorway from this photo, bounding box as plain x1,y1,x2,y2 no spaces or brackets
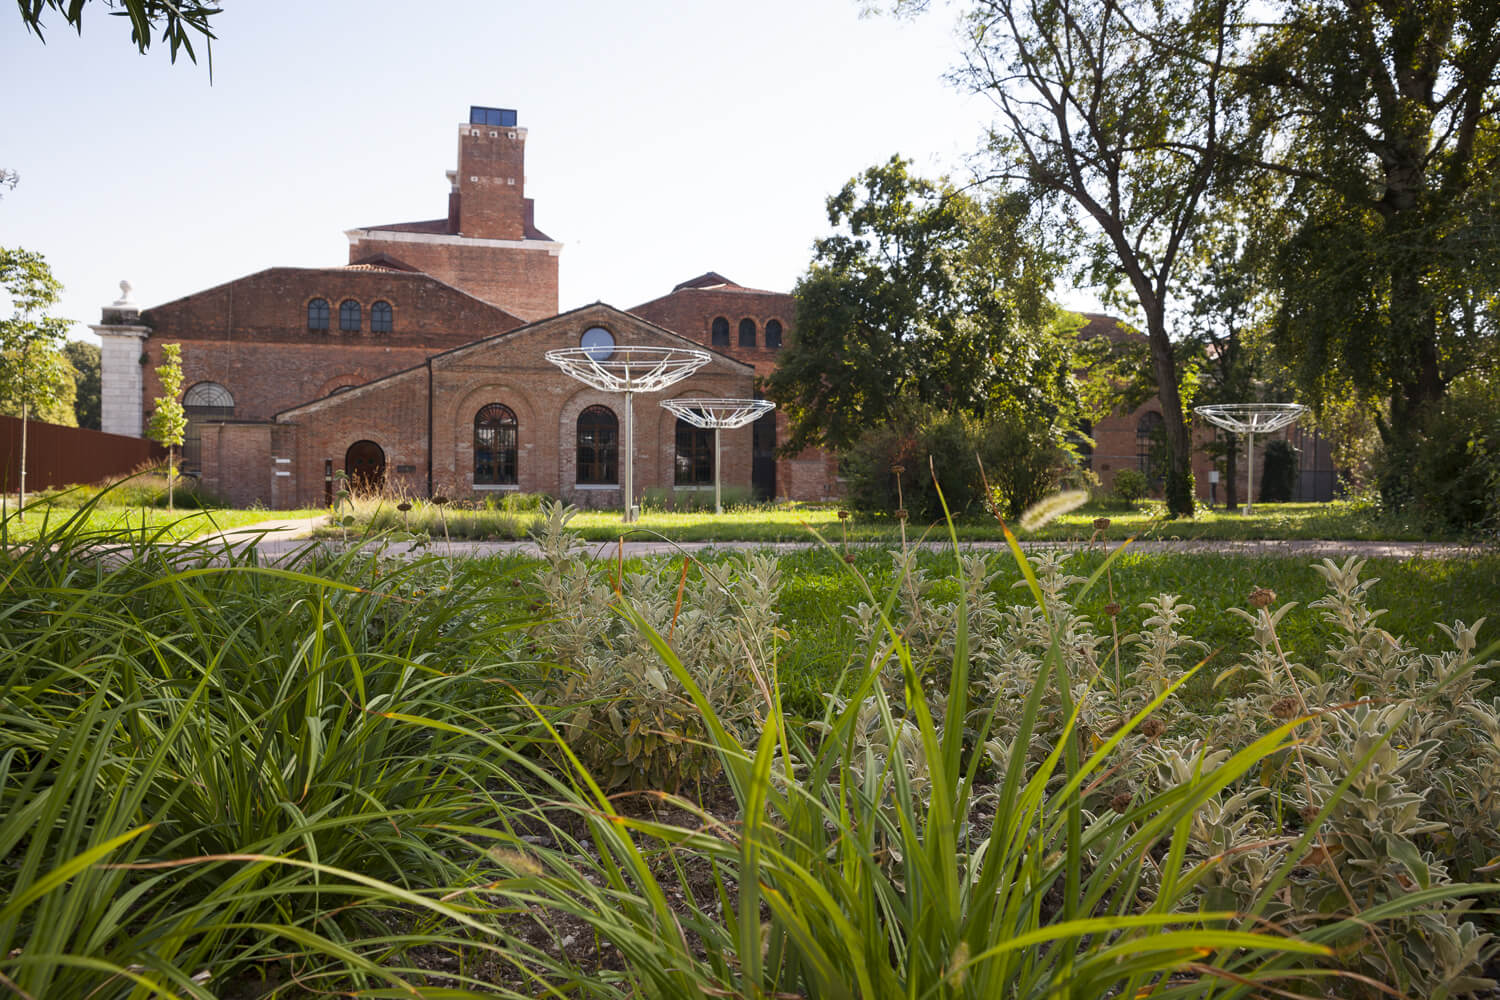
344,440,386,494
752,409,777,501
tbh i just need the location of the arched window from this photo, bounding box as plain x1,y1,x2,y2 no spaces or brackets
182,382,235,474
307,298,330,331
1137,411,1165,479
474,403,518,485
738,318,757,348
339,299,361,332
576,405,618,485
765,319,783,349
710,317,730,347
674,418,714,485
371,300,393,333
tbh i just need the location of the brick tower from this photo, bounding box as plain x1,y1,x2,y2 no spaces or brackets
345,107,561,321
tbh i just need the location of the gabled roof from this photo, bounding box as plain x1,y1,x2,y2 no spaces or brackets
346,251,423,272
672,271,740,291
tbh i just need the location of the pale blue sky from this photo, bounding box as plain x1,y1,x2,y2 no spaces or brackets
3,1,1095,340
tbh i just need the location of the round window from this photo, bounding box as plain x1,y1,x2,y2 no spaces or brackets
580,326,615,360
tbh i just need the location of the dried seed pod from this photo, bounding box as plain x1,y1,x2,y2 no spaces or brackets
397,502,413,512
1110,792,1133,814
1139,717,1167,739
1271,695,1301,720
837,509,850,520
432,495,450,506
1104,602,1122,617
890,464,905,476
895,508,909,521
1093,517,1111,530
1248,587,1276,608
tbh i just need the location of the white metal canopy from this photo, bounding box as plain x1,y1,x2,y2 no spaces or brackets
660,397,776,513
545,346,711,523
1194,403,1307,515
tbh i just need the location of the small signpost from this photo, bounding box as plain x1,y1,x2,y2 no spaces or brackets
1194,403,1307,515
545,345,710,523
660,397,776,513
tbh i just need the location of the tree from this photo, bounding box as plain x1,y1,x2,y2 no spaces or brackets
765,156,1074,455
1244,1,1500,441
0,247,73,516
927,0,1254,517
16,0,219,65
64,339,101,430
147,343,186,510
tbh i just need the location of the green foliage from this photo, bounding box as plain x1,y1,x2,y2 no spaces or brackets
1251,2,1500,428
63,338,100,429
147,343,186,510
1111,467,1150,503
842,406,1071,521
0,501,549,996
1258,438,1298,503
642,484,754,512
529,502,776,790
1375,373,1500,535
16,0,219,64
766,156,1072,455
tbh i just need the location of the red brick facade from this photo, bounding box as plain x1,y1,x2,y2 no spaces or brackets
267,305,755,509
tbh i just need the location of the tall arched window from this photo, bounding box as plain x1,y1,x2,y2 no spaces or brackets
339,299,361,332
182,382,235,473
710,317,730,347
764,319,783,349
371,301,393,333
307,298,330,331
1137,411,1165,479
738,318,757,348
474,403,518,485
576,405,618,484
674,418,714,485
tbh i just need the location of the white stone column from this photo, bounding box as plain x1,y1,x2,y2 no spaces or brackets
90,281,151,438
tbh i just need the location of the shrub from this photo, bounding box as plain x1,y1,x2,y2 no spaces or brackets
1258,438,1299,502
843,407,1069,521
1377,374,1500,535
528,502,776,789
1111,466,1150,502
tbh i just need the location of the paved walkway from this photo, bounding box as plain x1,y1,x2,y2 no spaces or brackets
201,517,1494,563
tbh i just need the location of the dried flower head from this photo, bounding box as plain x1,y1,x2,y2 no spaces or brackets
1093,517,1112,531
1139,717,1167,740
1110,791,1133,814
895,508,909,521
432,495,450,506
397,502,412,512
837,509,850,520
1248,587,1276,609
1270,695,1301,720
844,553,856,564
890,464,905,476
1104,602,1122,617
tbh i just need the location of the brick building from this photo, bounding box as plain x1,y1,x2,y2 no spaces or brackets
92,105,1330,512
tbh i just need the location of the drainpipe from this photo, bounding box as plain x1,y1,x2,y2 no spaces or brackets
426,358,434,498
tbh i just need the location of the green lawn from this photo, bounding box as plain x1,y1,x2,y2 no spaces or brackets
0,504,322,543
568,497,1454,543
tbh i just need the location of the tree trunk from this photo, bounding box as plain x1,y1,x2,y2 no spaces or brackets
1142,308,1195,518
167,445,175,512
1223,433,1239,511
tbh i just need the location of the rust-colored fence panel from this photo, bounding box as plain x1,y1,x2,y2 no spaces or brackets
0,416,166,492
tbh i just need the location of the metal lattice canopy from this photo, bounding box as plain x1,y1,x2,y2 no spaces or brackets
660,397,775,429
545,346,712,523
660,397,776,514
1194,403,1307,435
544,346,711,393
1194,403,1308,515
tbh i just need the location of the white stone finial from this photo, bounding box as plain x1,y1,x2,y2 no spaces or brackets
113,280,134,306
